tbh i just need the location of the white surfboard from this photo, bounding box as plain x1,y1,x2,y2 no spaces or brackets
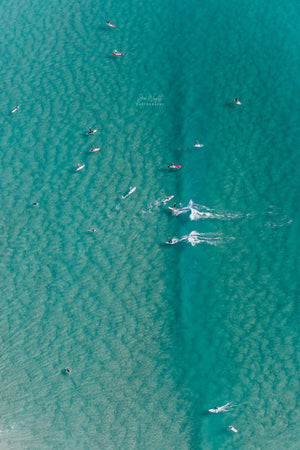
166,238,178,245
122,186,136,199
76,163,85,171
86,129,97,135
90,147,101,152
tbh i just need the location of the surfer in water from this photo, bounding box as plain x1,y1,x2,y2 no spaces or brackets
32,202,39,206
107,20,110,25
65,367,71,375
88,229,97,233
234,98,241,105
209,402,234,413
168,163,181,169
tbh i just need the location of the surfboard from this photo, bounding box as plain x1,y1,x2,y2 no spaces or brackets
76,164,85,171
106,23,116,27
194,143,204,148
122,186,136,199
229,426,238,433
168,165,181,169
111,52,124,56
166,239,178,245
168,206,177,212
209,408,219,413
164,195,174,202
11,106,19,113
89,147,101,152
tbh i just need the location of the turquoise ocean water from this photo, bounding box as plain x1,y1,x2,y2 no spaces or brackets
0,0,299,448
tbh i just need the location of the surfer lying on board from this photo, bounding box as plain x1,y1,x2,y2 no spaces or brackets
168,163,181,169
209,402,234,413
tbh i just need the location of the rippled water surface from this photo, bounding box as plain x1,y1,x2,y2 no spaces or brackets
0,0,299,448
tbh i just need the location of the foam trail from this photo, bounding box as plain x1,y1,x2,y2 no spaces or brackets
209,401,235,413
189,200,241,220
169,200,241,220
167,231,232,247
185,231,224,246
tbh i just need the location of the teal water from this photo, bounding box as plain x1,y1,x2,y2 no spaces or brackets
0,0,299,448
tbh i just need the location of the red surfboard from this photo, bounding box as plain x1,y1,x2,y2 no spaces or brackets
168,165,181,169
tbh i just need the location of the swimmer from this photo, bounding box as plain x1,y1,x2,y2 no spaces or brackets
88,228,97,233
65,367,71,375
234,98,241,105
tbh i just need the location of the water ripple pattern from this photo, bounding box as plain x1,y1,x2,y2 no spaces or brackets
0,0,299,448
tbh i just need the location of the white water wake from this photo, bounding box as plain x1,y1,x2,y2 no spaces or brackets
209,401,235,413
169,200,241,221
168,231,234,247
